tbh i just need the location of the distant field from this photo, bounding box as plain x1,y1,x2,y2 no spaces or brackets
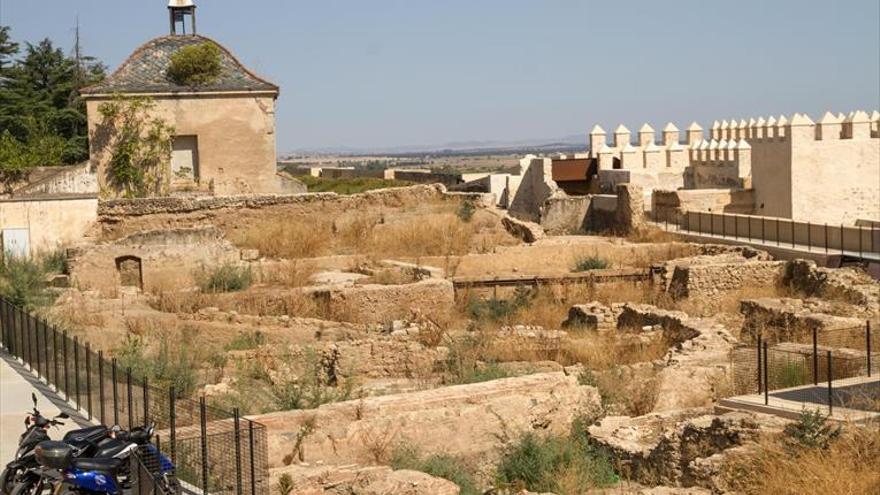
297,175,415,194
280,153,525,174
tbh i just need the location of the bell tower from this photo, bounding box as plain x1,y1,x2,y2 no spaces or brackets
168,0,197,35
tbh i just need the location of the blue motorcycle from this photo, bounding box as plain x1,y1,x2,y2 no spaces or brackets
11,432,179,495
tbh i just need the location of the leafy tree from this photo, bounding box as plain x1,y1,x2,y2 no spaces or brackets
0,27,105,175
92,96,174,197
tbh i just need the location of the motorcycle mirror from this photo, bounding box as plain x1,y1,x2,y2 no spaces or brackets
57,412,70,419
31,392,37,407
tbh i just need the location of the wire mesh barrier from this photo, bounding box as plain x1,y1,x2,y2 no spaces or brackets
649,209,880,262
730,324,880,416
0,297,269,495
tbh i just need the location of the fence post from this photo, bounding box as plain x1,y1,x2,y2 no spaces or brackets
698,211,702,233
52,327,58,392
775,218,780,246
859,226,863,260
23,308,31,370
62,332,69,400
143,376,149,425
169,387,176,463
199,397,209,495
85,344,92,420
234,408,243,495
747,215,751,241
112,358,119,426
761,216,765,244
763,341,769,406
840,224,844,255
248,421,256,495
34,316,41,379
127,368,134,428
824,223,828,254
73,336,80,410
812,328,818,385
827,351,833,416
807,222,811,251
98,351,105,424
867,321,872,378
756,335,762,394
791,220,795,248
41,323,49,383
710,212,714,236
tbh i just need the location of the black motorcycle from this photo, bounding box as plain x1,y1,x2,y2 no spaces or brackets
0,394,107,495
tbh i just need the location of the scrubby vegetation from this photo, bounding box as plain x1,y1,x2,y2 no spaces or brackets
572,255,611,272
495,419,617,494
115,333,198,397
167,42,222,86
391,444,480,495
0,251,66,308
196,263,253,293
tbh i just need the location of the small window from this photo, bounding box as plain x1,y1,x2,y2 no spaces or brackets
115,256,143,289
171,135,199,182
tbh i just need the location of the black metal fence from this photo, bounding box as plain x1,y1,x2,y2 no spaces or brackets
731,323,880,415
0,296,269,495
650,209,880,262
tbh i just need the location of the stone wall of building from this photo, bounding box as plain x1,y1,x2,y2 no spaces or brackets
321,279,455,324
652,188,755,221
67,226,241,293
0,194,98,256
86,94,280,196
667,260,785,300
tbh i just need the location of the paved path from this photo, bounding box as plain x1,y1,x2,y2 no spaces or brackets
0,352,92,463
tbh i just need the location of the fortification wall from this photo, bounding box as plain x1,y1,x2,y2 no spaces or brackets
652,189,755,220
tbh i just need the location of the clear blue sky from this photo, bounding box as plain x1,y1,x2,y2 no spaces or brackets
2,0,879,152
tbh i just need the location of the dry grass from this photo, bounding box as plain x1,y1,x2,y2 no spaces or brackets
256,261,317,287
230,207,516,261
723,426,880,495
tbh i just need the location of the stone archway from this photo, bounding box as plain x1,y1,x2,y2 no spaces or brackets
115,255,143,289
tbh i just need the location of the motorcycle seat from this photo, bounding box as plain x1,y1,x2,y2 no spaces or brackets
71,457,123,473
63,425,107,443
93,439,132,459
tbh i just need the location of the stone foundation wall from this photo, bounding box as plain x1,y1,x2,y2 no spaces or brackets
254,372,600,468
321,278,455,324
668,260,785,300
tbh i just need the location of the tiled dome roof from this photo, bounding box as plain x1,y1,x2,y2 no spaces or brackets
81,35,278,95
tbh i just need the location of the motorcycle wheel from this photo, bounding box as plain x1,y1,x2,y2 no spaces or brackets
0,466,15,495
9,476,43,495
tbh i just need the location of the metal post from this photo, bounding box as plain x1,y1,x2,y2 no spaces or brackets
756,335,762,394
812,328,818,385
199,397,209,495
52,327,58,391
763,341,769,405
747,215,751,241
807,222,811,251
721,213,725,237
775,219,780,246
112,358,119,426
840,224,844,255
42,323,49,382
698,212,702,233
62,332,69,400
169,387,177,463
248,421,256,495
761,217,765,244
23,309,31,370
867,321,872,378
827,351,833,415
710,212,714,236
73,337,80,410
143,376,149,425
34,317,41,379
791,220,795,248
127,368,133,428
85,344,92,420
824,223,828,254
98,351,105,423
234,408,243,495
858,226,863,259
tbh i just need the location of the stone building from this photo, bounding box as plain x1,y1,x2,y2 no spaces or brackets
81,1,282,195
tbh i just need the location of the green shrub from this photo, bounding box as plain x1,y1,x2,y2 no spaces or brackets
0,254,56,308
770,361,808,389
275,474,293,495
167,42,222,86
572,255,610,272
451,361,509,385
225,330,267,351
391,444,480,495
273,349,355,410
784,409,841,449
116,334,198,397
495,423,617,494
197,263,253,293
466,286,532,322
456,202,476,222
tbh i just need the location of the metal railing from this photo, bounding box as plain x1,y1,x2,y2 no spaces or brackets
730,322,880,415
651,209,880,262
0,296,269,495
